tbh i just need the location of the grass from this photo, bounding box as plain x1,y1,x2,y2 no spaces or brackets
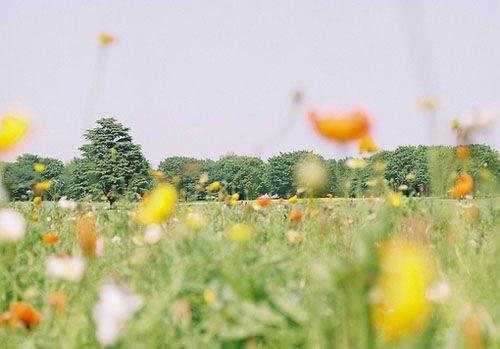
1,197,499,348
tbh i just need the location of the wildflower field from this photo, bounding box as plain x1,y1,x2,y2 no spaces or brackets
0,195,499,348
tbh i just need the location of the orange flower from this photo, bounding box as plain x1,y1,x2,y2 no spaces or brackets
289,210,303,222
49,291,67,315
8,301,42,330
456,146,470,159
450,172,474,199
42,233,59,244
255,194,272,208
358,135,378,154
309,109,370,142
99,32,116,46
75,215,98,256
152,170,166,180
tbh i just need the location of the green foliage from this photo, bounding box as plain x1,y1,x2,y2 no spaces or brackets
265,151,313,198
158,156,204,201
385,146,430,195
211,155,268,199
77,118,152,203
2,154,64,200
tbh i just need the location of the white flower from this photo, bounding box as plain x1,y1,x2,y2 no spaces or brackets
426,280,451,303
93,282,144,346
346,158,367,169
143,224,163,244
96,237,105,257
458,105,499,132
58,196,77,210
45,256,85,281
111,236,122,243
0,208,26,242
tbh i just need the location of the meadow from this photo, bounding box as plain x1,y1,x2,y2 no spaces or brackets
1,196,498,348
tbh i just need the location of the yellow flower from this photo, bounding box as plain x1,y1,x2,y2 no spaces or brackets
286,230,301,245
295,157,327,192
358,135,378,154
373,161,387,173
387,192,404,207
206,181,220,192
0,114,29,151
199,173,209,184
346,158,367,169
231,193,239,201
288,195,298,204
184,212,204,231
203,289,217,308
405,172,416,180
418,97,439,112
372,238,436,341
227,223,252,244
33,196,42,206
33,163,45,172
34,181,52,192
136,184,178,225
99,32,116,46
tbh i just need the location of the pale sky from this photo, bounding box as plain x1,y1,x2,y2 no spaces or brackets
1,1,499,165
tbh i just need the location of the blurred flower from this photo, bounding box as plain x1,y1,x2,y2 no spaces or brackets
99,32,116,46
49,291,67,315
136,184,177,225
46,256,85,281
95,237,105,257
0,114,29,151
286,230,302,245
295,156,327,192
398,184,408,191
42,233,59,244
426,281,451,303
255,194,272,209
478,168,493,182
33,196,42,206
33,163,45,172
34,180,52,192
203,288,218,308
456,145,470,159
143,224,163,244
289,210,303,222
358,135,378,154
152,170,165,180
199,172,209,184
405,172,416,180
231,193,239,201
418,97,439,112
308,108,370,142
111,236,122,243
372,238,436,341
206,181,220,192
450,172,474,199
288,195,298,204
227,223,252,244
171,298,191,326
387,192,404,207
5,301,42,330
58,196,77,210
346,158,367,169
75,215,98,256
373,161,387,174
0,208,26,243
93,282,143,346
184,212,205,231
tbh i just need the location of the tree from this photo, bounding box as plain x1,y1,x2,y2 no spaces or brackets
158,156,203,201
2,154,65,200
265,151,313,197
211,155,267,199
78,118,152,204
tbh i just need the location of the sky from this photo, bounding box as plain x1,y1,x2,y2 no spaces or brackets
1,1,499,166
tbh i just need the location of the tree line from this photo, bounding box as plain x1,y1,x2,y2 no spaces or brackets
1,118,498,203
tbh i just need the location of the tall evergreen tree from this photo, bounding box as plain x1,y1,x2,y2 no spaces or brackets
79,118,152,204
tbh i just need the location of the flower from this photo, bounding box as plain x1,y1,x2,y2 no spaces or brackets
95,237,105,257
418,97,439,112
203,288,218,308
6,301,42,330
206,181,221,192
0,114,29,151
152,170,165,180
93,282,143,346
75,215,98,256
143,224,163,244
288,195,298,204
255,194,272,209
398,184,408,191
184,212,205,230
387,192,404,207
33,163,45,172
58,196,77,210
456,145,470,159
289,210,303,222
308,108,370,142
358,135,378,154
0,208,26,242
346,158,367,169
49,291,67,315
34,180,52,192
373,161,387,173
33,196,42,206
426,281,451,303
286,230,302,245
231,193,239,201
227,223,252,244
46,256,85,281
371,238,436,341
42,233,59,244
199,172,209,184
295,156,328,192
136,184,178,225
450,172,474,199
99,32,116,46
